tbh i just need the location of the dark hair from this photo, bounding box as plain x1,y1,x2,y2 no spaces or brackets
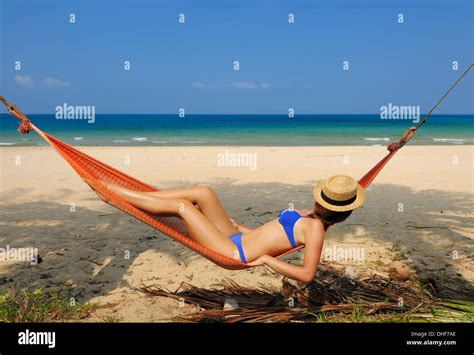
309,202,353,231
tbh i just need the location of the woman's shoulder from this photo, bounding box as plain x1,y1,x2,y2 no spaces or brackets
298,217,325,247
301,215,325,233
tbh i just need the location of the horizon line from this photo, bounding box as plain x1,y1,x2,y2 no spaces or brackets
1,112,473,116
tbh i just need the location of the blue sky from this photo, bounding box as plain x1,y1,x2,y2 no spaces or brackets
1,0,473,114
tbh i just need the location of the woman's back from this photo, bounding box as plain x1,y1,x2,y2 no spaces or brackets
240,210,324,262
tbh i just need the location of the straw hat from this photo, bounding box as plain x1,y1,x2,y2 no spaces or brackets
313,175,365,212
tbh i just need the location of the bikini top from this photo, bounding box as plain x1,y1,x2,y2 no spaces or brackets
277,209,310,248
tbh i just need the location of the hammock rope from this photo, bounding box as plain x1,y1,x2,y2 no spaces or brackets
0,65,471,270
415,64,473,130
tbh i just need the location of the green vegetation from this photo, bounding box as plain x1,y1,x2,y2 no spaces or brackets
0,288,98,322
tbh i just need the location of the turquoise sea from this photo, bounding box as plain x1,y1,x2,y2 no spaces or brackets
0,114,472,146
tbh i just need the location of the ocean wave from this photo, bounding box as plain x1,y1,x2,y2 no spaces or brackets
150,139,209,144
433,138,466,144
132,137,147,141
174,140,209,144
364,137,390,141
0,142,15,146
168,138,210,144
113,140,130,143
74,137,84,141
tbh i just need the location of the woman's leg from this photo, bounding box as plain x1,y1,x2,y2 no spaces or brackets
98,186,237,257
176,198,237,257
103,183,238,237
145,186,238,236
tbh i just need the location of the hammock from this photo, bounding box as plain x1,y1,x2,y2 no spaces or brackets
0,67,470,269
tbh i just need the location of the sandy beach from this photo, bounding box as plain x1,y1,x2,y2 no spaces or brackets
0,145,473,321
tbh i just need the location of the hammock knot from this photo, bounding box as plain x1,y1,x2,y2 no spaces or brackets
387,127,417,152
0,96,31,134
18,119,31,134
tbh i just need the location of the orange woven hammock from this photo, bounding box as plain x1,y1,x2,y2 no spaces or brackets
0,98,412,270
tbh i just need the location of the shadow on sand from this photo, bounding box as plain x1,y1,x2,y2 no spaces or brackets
0,180,472,304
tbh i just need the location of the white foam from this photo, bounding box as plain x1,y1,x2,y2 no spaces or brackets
0,142,15,146
113,140,130,143
168,138,209,144
433,138,465,144
132,137,147,141
364,137,390,141
149,139,210,144
74,137,84,141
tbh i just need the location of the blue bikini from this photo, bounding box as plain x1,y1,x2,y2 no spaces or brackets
277,209,310,248
229,209,309,263
229,233,247,263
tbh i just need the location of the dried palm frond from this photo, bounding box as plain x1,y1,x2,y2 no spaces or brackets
139,263,473,323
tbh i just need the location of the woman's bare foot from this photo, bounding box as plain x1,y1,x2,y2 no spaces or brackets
79,178,113,204
96,190,112,204
99,180,132,200
99,180,120,192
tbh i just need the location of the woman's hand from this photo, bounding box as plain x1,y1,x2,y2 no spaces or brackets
247,255,269,267
229,217,239,229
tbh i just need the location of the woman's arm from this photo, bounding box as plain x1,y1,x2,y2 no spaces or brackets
248,221,324,283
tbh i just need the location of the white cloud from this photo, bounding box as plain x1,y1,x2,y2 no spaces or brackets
230,82,257,89
42,77,70,88
192,81,216,90
15,75,70,89
15,75,34,89
192,81,269,91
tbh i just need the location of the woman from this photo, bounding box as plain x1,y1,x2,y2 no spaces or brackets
101,174,364,283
